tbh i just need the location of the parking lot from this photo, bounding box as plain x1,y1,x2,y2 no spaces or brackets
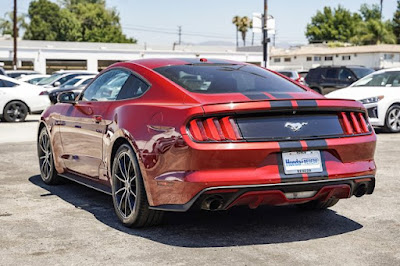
0,117,399,265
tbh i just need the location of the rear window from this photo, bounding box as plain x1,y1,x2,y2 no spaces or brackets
154,64,305,94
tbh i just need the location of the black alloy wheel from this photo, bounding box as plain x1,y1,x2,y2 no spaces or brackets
3,101,28,122
111,144,163,227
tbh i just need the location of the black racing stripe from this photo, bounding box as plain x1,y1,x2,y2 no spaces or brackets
305,139,328,149
269,93,294,99
276,153,303,183
296,100,318,107
242,92,270,100
270,100,292,108
308,151,329,181
279,141,302,151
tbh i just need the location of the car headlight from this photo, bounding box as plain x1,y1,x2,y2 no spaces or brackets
359,96,384,104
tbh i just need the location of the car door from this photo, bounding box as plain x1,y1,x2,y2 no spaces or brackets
0,78,19,114
320,68,339,94
58,69,130,179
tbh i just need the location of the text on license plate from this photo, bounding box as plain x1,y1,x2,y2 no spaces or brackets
282,150,323,175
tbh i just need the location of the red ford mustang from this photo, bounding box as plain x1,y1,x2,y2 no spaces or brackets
37,58,376,227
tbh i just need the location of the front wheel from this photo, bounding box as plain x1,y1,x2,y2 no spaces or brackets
38,127,60,185
384,104,400,133
111,144,163,227
3,101,28,122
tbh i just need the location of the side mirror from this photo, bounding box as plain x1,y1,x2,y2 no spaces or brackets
54,81,61,87
57,91,76,104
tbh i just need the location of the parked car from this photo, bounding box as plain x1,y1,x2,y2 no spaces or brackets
18,74,50,85
48,75,95,104
37,70,97,89
0,75,50,122
326,68,400,132
305,66,374,95
0,66,5,75
277,70,305,85
38,58,376,227
6,70,40,79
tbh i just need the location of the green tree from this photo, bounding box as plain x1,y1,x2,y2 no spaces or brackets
0,12,27,37
393,0,400,43
232,16,241,47
238,16,251,46
24,0,135,43
305,6,361,43
360,3,381,21
351,19,396,45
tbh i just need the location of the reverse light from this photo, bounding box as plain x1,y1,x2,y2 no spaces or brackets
188,116,242,142
359,96,384,104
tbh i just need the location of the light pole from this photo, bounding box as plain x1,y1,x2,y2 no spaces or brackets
263,0,268,68
13,0,17,70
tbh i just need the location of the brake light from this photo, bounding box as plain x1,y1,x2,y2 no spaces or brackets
188,116,242,142
39,91,49,95
340,112,370,135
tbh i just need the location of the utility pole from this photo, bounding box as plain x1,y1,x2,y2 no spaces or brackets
178,26,182,45
263,0,268,68
13,0,17,70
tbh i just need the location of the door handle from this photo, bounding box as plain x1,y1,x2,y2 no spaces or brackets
93,115,102,123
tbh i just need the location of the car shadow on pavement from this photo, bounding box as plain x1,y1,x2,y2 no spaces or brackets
29,175,363,248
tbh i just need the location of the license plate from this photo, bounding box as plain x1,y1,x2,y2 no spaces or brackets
282,151,323,175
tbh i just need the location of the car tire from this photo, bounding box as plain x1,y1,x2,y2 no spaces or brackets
111,144,163,227
3,101,29,122
296,198,339,210
38,127,61,185
384,104,400,133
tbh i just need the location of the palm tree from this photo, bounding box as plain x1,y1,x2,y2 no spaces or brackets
0,12,27,38
239,16,251,46
350,19,396,45
232,16,241,47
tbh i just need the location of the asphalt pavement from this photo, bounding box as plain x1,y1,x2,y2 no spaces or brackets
0,117,399,265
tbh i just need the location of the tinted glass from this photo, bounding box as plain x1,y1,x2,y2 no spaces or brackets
350,68,374,79
62,78,81,87
0,79,17,87
325,69,339,79
116,75,149,100
81,78,93,85
38,74,63,85
154,64,304,94
353,71,400,87
82,69,129,101
278,71,294,78
338,69,354,81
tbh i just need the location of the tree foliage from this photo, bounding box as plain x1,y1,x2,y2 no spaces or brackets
393,0,400,43
306,3,396,45
24,0,135,43
0,12,28,37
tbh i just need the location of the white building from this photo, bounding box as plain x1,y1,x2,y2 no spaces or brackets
0,39,262,74
266,44,400,71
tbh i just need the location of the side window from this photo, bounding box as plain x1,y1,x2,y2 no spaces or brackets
0,79,17,87
58,74,79,85
116,75,150,100
339,69,354,81
325,69,339,79
82,69,130,101
81,78,93,85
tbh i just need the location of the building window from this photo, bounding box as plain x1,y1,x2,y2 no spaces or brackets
306,57,312,61
284,58,291,62
342,55,351,61
384,54,394,60
325,56,333,61
314,56,322,61
273,58,281,63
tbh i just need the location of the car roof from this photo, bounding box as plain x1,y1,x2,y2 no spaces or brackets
70,75,96,79
127,58,244,70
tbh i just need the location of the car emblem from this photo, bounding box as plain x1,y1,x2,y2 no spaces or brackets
285,122,308,132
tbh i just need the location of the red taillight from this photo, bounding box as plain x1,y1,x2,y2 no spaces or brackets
188,116,242,142
39,91,49,96
341,112,370,135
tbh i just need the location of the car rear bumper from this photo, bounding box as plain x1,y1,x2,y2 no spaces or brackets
149,175,375,212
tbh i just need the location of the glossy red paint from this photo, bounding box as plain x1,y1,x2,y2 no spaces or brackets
39,58,377,211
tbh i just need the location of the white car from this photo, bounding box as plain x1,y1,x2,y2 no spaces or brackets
18,74,50,85
326,68,400,132
0,75,50,122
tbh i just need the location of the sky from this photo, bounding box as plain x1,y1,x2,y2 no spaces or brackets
0,0,398,47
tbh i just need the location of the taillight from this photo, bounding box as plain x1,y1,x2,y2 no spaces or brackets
188,116,242,142
340,112,370,135
39,91,49,95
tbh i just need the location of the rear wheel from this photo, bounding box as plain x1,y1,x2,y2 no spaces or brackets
38,127,60,185
3,101,28,122
384,104,400,133
111,144,163,227
296,198,339,210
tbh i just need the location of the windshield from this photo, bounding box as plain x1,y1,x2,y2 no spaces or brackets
353,71,400,87
38,73,63,85
60,78,81,88
154,64,305,94
350,68,374,79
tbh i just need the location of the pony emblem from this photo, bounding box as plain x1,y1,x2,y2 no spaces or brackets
285,122,308,132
